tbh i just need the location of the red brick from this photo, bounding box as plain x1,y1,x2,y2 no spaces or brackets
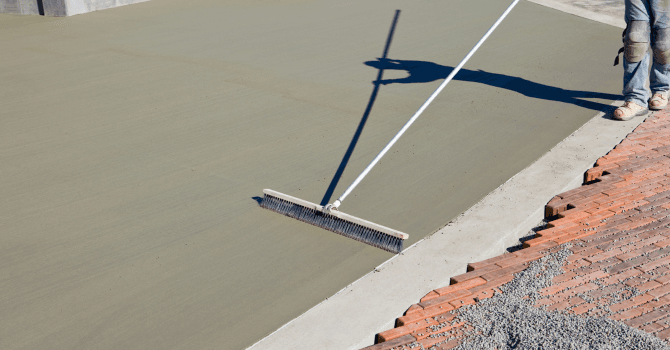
397,303,456,326
537,225,580,239
640,321,667,333
534,297,554,307
636,299,667,314
558,185,593,199
625,276,649,287
430,338,462,350
449,297,476,309
546,217,578,229
611,293,656,313
377,318,437,342
554,230,599,245
421,291,439,302
611,308,644,321
518,240,558,255
480,262,530,282
638,255,670,273
540,271,607,296
562,258,591,272
607,256,650,274
434,277,486,297
637,280,662,292
412,321,465,342
654,274,670,285
577,270,608,283
617,216,657,231
601,268,642,285
574,257,619,276
449,264,501,285
467,254,513,271
417,333,451,348
558,208,593,222
523,236,555,248
585,248,624,263
648,283,670,298
568,296,587,307
419,289,472,310
598,234,647,253
547,195,562,206
364,334,416,349
433,311,458,324
472,289,495,302
552,271,578,284
657,327,670,340
546,300,570,311
625,309,669,328
611,200,649,214
571,194,608,209
555,282,599,298
616,240,663,261
495,251,544,268
466,275,514,295
572,302,598,315
404,304,422,316
585,168,606,182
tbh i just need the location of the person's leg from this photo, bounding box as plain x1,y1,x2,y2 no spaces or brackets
623,0,652,107
616,0,652,120
649,0,670,109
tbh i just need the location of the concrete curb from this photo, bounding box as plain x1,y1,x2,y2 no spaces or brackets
247,101,645,350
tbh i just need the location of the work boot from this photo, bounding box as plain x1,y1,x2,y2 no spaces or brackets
649,91,669,110
613,101,648,121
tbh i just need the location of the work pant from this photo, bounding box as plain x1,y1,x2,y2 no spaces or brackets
624,0,670,106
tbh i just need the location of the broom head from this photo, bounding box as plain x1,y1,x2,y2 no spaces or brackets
260,189,408,253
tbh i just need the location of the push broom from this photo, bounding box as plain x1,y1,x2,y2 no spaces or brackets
261,0,521,254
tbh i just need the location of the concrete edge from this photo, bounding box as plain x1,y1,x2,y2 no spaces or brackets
247,102,646,350
526,0,626,29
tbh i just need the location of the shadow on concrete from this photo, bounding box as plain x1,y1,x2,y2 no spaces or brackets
319,9,401,206
364,58,622,112
37,0,44,15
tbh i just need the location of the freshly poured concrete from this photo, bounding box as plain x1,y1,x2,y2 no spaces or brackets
1,1,626,349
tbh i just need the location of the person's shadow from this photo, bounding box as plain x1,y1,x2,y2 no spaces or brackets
365,58,621,112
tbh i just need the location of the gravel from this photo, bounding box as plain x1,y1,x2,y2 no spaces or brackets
424,244,670,350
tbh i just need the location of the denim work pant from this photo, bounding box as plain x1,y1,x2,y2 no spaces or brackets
624,0,670,106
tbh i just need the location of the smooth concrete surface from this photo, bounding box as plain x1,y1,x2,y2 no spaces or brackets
1,1,627,349
250,102,645,350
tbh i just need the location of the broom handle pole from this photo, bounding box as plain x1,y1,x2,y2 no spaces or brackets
333,0,520,208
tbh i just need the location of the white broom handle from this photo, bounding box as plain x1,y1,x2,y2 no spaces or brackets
333,0,521,208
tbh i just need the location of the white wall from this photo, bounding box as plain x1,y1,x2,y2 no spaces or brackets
0,0,150,16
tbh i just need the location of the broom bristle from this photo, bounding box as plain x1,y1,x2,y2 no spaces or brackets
260,193,404,254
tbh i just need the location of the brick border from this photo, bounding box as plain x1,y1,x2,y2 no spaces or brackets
363,109,670,349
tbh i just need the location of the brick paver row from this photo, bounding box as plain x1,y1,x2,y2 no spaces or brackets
362,109,670,349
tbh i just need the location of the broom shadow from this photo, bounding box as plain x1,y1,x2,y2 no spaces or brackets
319,9,401,206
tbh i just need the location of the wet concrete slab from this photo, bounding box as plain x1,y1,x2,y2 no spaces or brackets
0,0,626,349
